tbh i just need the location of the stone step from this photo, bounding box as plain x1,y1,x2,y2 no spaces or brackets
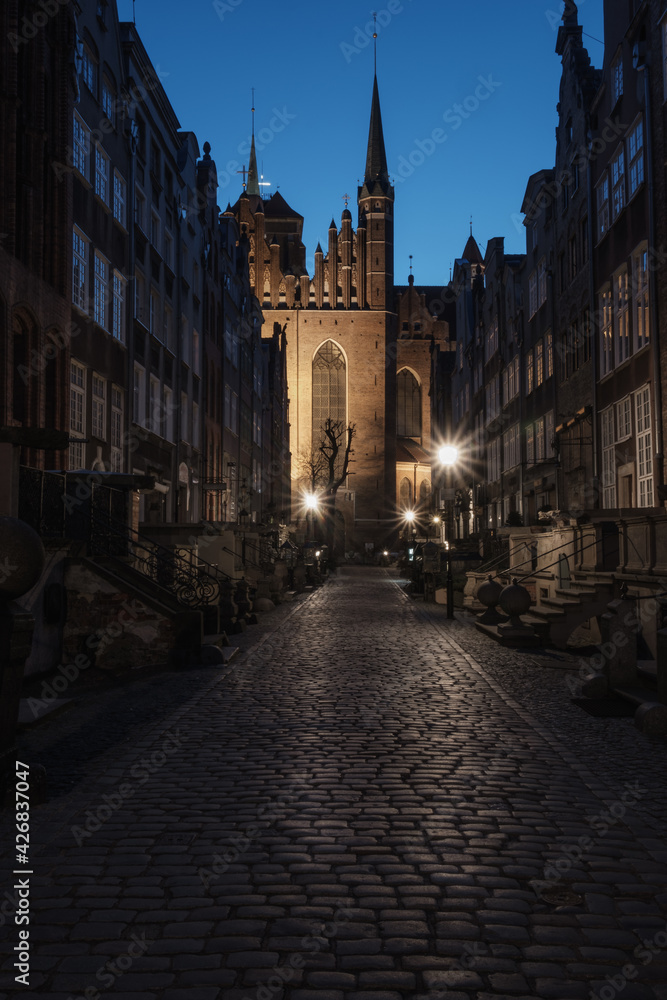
540,595,583,611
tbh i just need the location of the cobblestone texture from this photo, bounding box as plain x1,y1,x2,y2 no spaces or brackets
2,567,667,1000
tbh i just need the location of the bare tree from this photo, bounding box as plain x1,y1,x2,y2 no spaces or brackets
317,419,355,559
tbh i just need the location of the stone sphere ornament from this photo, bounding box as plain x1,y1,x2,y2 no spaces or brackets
0,516,45,601
499,577,532,627
476,575,506,624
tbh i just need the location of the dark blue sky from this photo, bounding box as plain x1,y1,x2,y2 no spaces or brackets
119,0,604,285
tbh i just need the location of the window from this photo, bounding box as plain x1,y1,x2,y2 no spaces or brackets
111,386,123,472
614,270,629,365
102,78,115,125
72,114,89,178
616,397,631,440
487,438,501,481
611,52,623,105
599,286,613,378
399,477,412,509
312,342,346,467
485,375,500,421
150,289,160,339
397,369,421,437
94,147,109,204
164,230,173,269
503,423,520,470
70,361,85,436
596,177,609,240
134,186,146,230
528,271,537,318
545,331,553,379
611,148,625,219
163,386,174,442
133,364,146,426
82,44,97,95
113,172,126,227
134,270,145,323
538,257,547,306
526,424,535,465
93,253,108,328
192,402,200,448
92,373,106,439
112,271,125,343
601,407,616,508
545,411,554,457
535,417,545,461
72,229,88,311
181,392,189,442
627,118,644,197
633,246,649,353
526,350,534,395
485,318,498,362
636,387,652,507
149,377,160,435
535,340,544,387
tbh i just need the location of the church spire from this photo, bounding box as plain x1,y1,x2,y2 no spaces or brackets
364,74,390,193
247,90,260,197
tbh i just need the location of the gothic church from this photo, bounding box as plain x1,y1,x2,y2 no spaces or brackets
232,73,454,551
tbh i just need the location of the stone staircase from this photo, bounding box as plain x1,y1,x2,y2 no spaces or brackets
530,576,616,648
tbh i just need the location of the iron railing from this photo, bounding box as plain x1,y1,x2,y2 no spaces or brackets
90,510,230,612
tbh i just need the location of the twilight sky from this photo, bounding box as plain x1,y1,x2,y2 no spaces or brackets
117,0,604,286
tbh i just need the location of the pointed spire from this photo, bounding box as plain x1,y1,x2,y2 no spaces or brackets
247,89,260,197
364,74,390,192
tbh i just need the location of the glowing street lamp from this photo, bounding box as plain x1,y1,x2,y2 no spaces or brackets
437,444,460,620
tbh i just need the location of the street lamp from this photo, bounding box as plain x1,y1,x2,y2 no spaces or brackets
438,445,459,620
304,492,319,542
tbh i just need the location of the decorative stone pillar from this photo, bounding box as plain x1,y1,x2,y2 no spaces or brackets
476,576,506,625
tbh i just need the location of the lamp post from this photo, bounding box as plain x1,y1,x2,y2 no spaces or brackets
438,445,459,620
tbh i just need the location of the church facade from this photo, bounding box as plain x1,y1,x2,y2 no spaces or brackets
232,75,451,552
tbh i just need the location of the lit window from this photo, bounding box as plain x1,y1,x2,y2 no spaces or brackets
599,286,613,378
545,332,553,378
526,424,535,465
92,373,106,440
111,386,123,471
535,417,545,461
535,340,544,387
633,245,649,353
526,351,534,395
627,118,644,197
94,147,109,204
72,229,88,311
614,270,629,366
93,253,108,328
611,148,625,219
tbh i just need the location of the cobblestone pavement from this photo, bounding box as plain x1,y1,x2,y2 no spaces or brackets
2,566,667,1000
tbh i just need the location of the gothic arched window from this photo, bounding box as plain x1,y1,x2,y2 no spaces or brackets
397,368,421,438
313,340,346,434
419,479,431,503
399,477,412,509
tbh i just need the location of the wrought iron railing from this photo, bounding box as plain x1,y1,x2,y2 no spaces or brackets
89,510,230,612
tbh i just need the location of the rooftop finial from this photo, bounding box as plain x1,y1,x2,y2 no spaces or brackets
470,215,473,236
372,11,377,75
342,193,350,208
251,86,255,138
409,254,413,275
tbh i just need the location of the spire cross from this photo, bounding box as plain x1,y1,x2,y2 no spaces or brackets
251,87,255,137
237,165,248,188
342,193,350,208
372,11,377,74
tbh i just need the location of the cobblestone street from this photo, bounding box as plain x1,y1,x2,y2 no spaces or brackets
2,566,667,1000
